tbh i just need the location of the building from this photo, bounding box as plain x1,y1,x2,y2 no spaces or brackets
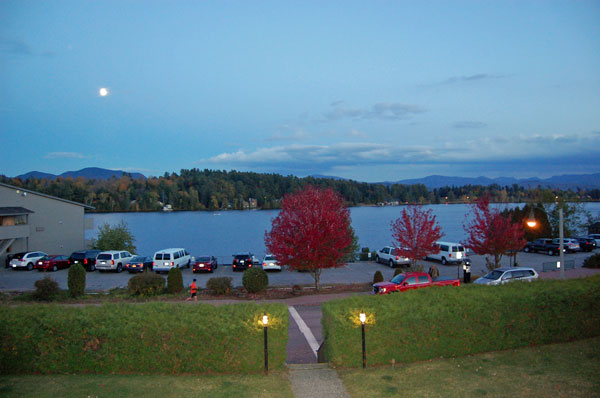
0,182,93,265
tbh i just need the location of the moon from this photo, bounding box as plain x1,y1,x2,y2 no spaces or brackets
99,87,109,97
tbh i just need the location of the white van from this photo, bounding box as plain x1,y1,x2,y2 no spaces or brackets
427,241,466,265
153,248,190,273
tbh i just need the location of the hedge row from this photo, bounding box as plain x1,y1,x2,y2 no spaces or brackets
0,302,288,374
321,276,600,368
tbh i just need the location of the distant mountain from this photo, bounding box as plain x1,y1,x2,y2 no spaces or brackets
384,173,600,190
16,167,146,180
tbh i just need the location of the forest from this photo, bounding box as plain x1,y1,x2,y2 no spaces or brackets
1,169,598,213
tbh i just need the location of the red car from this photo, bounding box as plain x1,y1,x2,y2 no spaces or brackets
35,255,70,272
193,256,218,273
373,272,460,295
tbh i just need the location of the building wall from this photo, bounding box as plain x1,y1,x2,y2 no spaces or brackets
0,185,87,259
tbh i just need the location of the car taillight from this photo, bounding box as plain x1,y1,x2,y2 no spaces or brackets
111,260,115,265
395,256,399,260
153,262,155,266
171,261,174,266
449,253,453,258
84,259,88,264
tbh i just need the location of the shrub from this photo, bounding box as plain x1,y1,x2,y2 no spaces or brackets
322,276,600,368
206,277,232,295
373,270,384,284
34,277,59,301
167,267,184,293
583,253,600,268
0,302,289,374
128,272,165,296
68,263,86,297
393,268,403,277
242,267,269,293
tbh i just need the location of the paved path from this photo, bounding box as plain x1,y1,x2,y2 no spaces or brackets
287,364,349,398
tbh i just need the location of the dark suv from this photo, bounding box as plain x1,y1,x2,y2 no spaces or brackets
232,253,257,272
576,237,596,252
69,250,101,271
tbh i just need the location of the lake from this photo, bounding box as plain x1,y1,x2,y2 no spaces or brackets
85,203,600,264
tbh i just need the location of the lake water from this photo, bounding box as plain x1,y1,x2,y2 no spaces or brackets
85,203,600,264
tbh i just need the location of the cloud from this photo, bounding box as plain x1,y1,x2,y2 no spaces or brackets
421,73,507,87
44,152,87,159
0,38,33,56
453,121,487,129
323,102,426,122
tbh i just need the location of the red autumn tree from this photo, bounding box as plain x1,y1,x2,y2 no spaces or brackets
391,205,444,268
463,195,526,270
265,185,353,290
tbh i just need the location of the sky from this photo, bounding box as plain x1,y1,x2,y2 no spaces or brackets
1,1,599,182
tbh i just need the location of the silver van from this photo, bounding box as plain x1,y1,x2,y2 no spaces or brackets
474,267,539,285
153,248,190,273
427,241,466,265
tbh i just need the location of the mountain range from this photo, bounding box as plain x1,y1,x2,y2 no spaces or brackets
12,168,599,189
16,167,145,181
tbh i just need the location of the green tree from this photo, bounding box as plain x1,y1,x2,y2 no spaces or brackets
94,221,137,252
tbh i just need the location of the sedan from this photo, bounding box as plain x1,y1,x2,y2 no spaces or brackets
35,255,70,272
262,254,281,271
553,238,580,253
193,256,218,273
576,237,596,252
124,256,153,273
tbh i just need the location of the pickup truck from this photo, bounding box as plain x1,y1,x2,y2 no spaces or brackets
375,246,410,267
523,238,565,256
373,272,460,295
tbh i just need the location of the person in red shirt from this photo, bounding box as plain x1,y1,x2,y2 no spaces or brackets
185,278,197,302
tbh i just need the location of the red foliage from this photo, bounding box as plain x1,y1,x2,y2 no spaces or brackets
463,195,526,267
265,186,353,289
391,206,443,266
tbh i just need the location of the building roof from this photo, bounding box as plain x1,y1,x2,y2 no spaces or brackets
0,182,94,210
0,206,34,216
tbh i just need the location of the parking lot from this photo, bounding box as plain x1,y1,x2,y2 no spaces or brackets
1,249,596,292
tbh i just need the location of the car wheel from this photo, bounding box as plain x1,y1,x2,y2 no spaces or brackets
375,256,380,264
27,262,33,271
389,259,394,268
524,247,530,253
441,257,447,265
89,264,96,272
116,264,123,273
52,265,57,272
548,250,554,256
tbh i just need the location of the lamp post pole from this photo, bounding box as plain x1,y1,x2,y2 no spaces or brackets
360,312,366,369
559,208,565,280
262,314,268,375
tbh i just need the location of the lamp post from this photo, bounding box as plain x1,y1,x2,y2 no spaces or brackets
527,206,565,279
262,313,268,375
360,311,366,369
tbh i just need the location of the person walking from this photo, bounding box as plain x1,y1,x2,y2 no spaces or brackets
185,278,198,302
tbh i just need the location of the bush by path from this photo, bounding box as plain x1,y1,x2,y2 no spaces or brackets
322,276,600,367
0,302,288,374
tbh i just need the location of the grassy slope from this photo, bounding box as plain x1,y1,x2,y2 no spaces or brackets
338,337,600,398
0,373,293,398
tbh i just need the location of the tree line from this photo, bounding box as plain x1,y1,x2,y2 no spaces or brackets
1,168,597,213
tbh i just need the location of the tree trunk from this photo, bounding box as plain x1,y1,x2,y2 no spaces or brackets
311,269,322,290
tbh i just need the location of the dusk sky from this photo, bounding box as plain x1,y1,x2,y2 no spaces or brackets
1,1,599,182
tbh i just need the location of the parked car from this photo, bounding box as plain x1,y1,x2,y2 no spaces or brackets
192,255,218,273
375,246,410,267
35,255,70,272
373,272,460,295
262,254,281,271
576,237,597,252
588,234,600,246
9,251,47,271
426,241,466,265
473,267,539,285
232,253,257,271
152,248,191,273
552,238,580,253
523,238,565,255
69,249,101,272
5,252,27,268
124,256,153,273
96,250,136,273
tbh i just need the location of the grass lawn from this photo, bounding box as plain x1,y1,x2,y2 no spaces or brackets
0,372,294,398
338,337,600,398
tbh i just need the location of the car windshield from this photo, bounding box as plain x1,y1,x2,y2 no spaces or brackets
40,256,52,261
130,256,145,262
197,256,211,262
453,246,465,252
97,254,112,260
234,255,249,260
391,274,406,284
264,255,276,261
483,270,504,280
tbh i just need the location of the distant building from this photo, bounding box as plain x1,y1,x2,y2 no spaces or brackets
0,182,93,264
